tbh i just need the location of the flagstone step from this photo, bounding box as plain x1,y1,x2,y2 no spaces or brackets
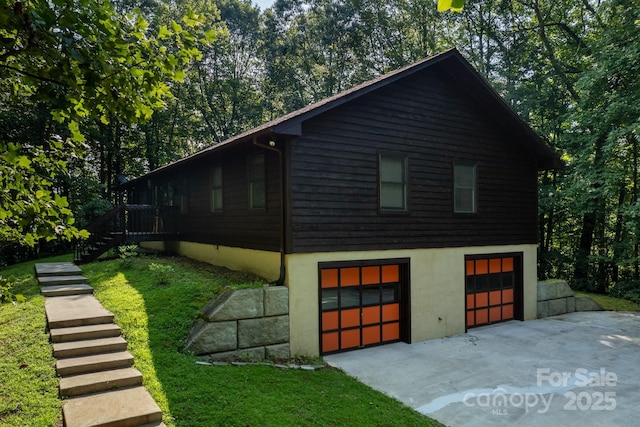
56,351,134,377
38,275,88,286
36,262,165,426
45,295,114,328
40,283,93,297
59,367,143,397
63,387,163,427
35,262,82,277
53,336,127,359
50,323,121,343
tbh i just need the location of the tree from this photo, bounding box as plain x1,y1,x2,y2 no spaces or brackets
0,0,212,247
438,0,466,13
566,0,640,291
187,0,265,143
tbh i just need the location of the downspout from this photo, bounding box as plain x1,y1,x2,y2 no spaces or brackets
253,137,286,286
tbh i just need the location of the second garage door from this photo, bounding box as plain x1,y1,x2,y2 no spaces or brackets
465,254,523,329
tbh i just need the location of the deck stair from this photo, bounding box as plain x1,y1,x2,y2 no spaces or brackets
73,204,179,264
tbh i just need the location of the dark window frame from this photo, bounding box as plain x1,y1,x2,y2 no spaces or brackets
248,152,266,210
179,177,189,215
378,153,409,213
453,161,477,214
210,165,223,213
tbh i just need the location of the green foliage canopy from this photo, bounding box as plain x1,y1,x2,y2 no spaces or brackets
0,0,213,247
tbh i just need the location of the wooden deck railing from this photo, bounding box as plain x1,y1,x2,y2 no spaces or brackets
74,204,179,263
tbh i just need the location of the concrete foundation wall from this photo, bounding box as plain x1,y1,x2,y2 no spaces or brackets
287,244,538,357
140,241,281,281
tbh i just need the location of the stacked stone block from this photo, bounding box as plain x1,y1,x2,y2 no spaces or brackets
185,287,289,361
537,280,602,318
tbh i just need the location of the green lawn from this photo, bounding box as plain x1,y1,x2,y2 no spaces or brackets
574,291,640,311
1,254,441,426
0,254,70,426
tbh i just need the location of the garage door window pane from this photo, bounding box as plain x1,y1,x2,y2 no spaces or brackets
361,287,381,305
321,289,338,310
466,276,475,293
382,284,399,303
489,273,502,290
475,275,489,292
502,272,514,288
340,288,360,308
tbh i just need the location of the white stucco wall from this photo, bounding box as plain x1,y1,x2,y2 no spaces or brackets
286,244,537,357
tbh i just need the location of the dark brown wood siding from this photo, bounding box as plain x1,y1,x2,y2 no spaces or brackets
288,65,538,253
133,142,282,252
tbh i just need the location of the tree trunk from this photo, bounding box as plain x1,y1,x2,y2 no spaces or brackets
611,183,627,284
633,134,639,281
573,135,606,290
538,171,556,280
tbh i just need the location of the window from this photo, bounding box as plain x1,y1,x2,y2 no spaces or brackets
248,153,265,209
152,184,169,206
179,178,189,214
169,178,189,214
210,165,223,212
379,155,407,211
454,163,476,213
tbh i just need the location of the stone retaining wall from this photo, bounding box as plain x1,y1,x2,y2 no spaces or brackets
537,280,602,318
184,286,289,361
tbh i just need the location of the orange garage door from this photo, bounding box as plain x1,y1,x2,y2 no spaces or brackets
465,255,522,329
319,261,407,354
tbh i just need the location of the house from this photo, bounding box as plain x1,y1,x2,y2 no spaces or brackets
119,48,563,356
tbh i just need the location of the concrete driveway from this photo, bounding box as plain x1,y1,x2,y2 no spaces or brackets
325,312,640,426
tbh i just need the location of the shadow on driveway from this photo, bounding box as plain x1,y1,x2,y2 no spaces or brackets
325,311,640,427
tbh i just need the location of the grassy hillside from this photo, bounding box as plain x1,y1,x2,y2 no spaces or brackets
1,253,442,426
574,291,640,311
0,254,71,426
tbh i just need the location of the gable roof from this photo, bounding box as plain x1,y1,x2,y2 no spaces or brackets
127,48,562,184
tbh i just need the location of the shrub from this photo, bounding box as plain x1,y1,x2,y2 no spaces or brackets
149,262,175,285
118,245,139,268
0,275,25,305
608,280,640,304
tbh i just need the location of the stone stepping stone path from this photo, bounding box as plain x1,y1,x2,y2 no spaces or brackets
35,262,165,427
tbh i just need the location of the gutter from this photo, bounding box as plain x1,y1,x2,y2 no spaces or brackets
253,137,287,286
